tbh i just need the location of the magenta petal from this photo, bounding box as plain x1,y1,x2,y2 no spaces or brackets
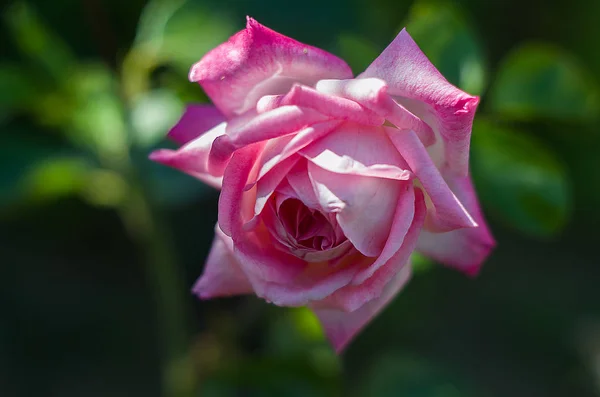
192,224,253,298
312,264,412,353
360,29,479,176
417,173,495,276
386,127,476,232
190,17,353,117
149,122,227,189
167,104,226,145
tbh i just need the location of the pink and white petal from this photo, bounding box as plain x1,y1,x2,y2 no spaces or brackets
417,173,495,276
385,127,476,232
256,120,344,179
300,122,412,180
351,182,416,284
285,159,322,210
360,29,479,176
308,163,401,257
190,17,353,117
312,263,412,353
316,78,435,146
149,122,227,189
253,154,302,219
279,84,384,126
192,224,253,298
167,104,226,145
317,188,426,313
208,106,331,176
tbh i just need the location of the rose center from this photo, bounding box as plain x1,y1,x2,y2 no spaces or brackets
278,198,336,250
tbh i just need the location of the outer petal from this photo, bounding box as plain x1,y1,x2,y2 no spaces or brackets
312,263,412,353
385,127,476,232
167,104,226,145
149,122,226,189
299,122,412,180
308,163,401,257
417,173,495,276
360,29,479,176
192,224,253,298
190,17,353,117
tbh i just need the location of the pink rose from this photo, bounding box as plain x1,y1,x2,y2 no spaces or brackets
150,18,495,352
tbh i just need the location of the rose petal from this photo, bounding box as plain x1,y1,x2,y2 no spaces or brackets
208,105,330,176
316,78,435,146
190,17,353,117
149,122,226,189
312,263,412,353
308,162,401,257
300,122,412,180
316,187,426,313
167,104,226,145
192,224,253,298
385,127,476,232
360,29,479,176
263,84,385,126
417,173,495,276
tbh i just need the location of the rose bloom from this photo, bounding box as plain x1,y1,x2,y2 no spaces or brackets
151,18,495,352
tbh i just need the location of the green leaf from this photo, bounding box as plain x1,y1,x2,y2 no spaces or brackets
404,0,487,95
0,63,35,123
4,2,75,82
130,89,184,148
470,119,571,238
488,43,599,121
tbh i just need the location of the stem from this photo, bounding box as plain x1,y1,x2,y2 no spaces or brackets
117,181,198,397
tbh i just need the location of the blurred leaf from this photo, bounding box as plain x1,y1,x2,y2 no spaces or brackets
4,2,74,82
124,0,234,99
404,0,487,95
335,34,380,74
0,63,35,122
488,43,599,121
411,252,434,274
360,354,472,397
0,131,91,207
471,119,571,238
66,64,128,161
130,89,183,148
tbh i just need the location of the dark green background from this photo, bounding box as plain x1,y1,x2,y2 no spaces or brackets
2,0,600,396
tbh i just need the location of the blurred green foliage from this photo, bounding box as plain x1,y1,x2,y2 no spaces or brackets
2,0,600,396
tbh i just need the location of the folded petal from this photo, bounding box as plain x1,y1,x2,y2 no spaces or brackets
259,84,385,126
316,187,426,313
167,104,226,145
308,162,401,257
190,17,353,117
312,263,412,353
208,105,330,176
316,78,435,146
385,127,476,232
360,29,479,176
417,173,495,276
192,224,253,298
300,122,412,180
149,122,226,189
